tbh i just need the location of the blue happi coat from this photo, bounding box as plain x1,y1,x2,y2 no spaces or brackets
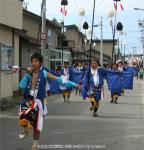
121,71,134,90
81,67,106,101
126,66,139,76
47,70,61,94
60,67,84,84
48,67,84,93
106,70,123,96
106,68,134,96
19,67,48,108
20,67,79,98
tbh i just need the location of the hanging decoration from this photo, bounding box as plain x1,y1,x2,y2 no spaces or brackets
83,22,89,30
113,0,124,11
60,0,68,16
79,8,85,17
116,22,123,31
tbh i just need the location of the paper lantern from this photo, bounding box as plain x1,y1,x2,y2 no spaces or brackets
79,8,85,16
83,22,89,30
116,22,123,31
107,8,115,18
61,0,68,6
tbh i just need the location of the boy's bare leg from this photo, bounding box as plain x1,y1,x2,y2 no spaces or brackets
32,130,40,150
19,126,28,139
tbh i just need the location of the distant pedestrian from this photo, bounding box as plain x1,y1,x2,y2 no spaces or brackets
139,68,144,80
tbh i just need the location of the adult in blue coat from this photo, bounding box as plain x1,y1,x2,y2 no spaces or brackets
107,64,122,104
81,59,106,117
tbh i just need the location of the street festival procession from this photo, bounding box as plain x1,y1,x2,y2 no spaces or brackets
0,0,144,150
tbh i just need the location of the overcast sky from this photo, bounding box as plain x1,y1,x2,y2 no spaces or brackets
25,0,144,55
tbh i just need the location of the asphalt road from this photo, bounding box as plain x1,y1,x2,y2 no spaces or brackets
0,79,144,150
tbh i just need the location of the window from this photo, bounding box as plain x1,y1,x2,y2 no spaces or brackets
48,29,51,37
47,29,52,44
50,50,61,59
62,41,68,47
0,44,14,70
63,53,70,61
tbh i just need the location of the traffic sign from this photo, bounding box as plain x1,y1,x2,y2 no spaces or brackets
40,33,47,40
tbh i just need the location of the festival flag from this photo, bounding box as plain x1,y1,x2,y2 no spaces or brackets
120,3,124,11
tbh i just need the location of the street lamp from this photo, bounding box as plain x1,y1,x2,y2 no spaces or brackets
134,8,144,11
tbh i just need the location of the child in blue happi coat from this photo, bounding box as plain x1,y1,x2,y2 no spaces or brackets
60,61,84,102
17,53,80,150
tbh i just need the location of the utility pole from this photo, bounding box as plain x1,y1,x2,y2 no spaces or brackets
117,37,120,60
124,44,125,62
120,40,123,59
61,21,64,66
132,46,136,57
100,17,103,67
142,38,144,62
41,0,48,67
138,19,144,62
142,30,144,62
132,47,134,57
134,8,144,11
123,32,126,62
89,0,96,67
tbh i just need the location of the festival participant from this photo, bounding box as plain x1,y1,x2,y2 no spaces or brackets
109,64,122,104
75,62,83,95
139,68,144,80
116,60,126,96
16,53,79,150
107,62,134,104
60,61,84,102
60,61,72,102
81,59,106,117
